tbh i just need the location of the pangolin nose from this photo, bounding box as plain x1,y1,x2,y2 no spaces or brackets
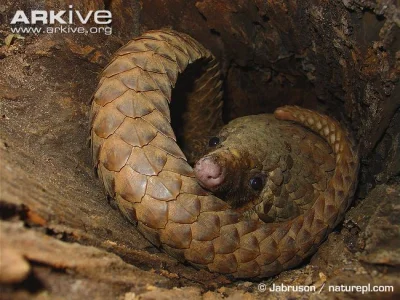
194,157,225,190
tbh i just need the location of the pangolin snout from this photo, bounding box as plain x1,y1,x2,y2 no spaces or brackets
194,157,226,190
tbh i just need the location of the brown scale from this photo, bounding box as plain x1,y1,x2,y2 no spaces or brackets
90,29,359,278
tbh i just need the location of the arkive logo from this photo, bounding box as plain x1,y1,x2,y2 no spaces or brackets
10,5,112,25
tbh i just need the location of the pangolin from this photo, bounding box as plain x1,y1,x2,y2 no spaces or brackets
90,29,359,278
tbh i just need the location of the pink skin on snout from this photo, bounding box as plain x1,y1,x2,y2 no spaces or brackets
194,157,225,190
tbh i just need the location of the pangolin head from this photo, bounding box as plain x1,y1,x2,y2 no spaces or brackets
194,114,276,208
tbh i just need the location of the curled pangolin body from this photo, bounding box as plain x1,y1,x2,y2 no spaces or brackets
90,29,359,278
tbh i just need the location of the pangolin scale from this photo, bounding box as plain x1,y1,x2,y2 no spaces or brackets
90,29,359,278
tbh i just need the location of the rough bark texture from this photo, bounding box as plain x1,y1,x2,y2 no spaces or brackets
0,0,399,299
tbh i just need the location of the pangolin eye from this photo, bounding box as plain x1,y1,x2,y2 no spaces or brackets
249,176,263,191
208,136,220,147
